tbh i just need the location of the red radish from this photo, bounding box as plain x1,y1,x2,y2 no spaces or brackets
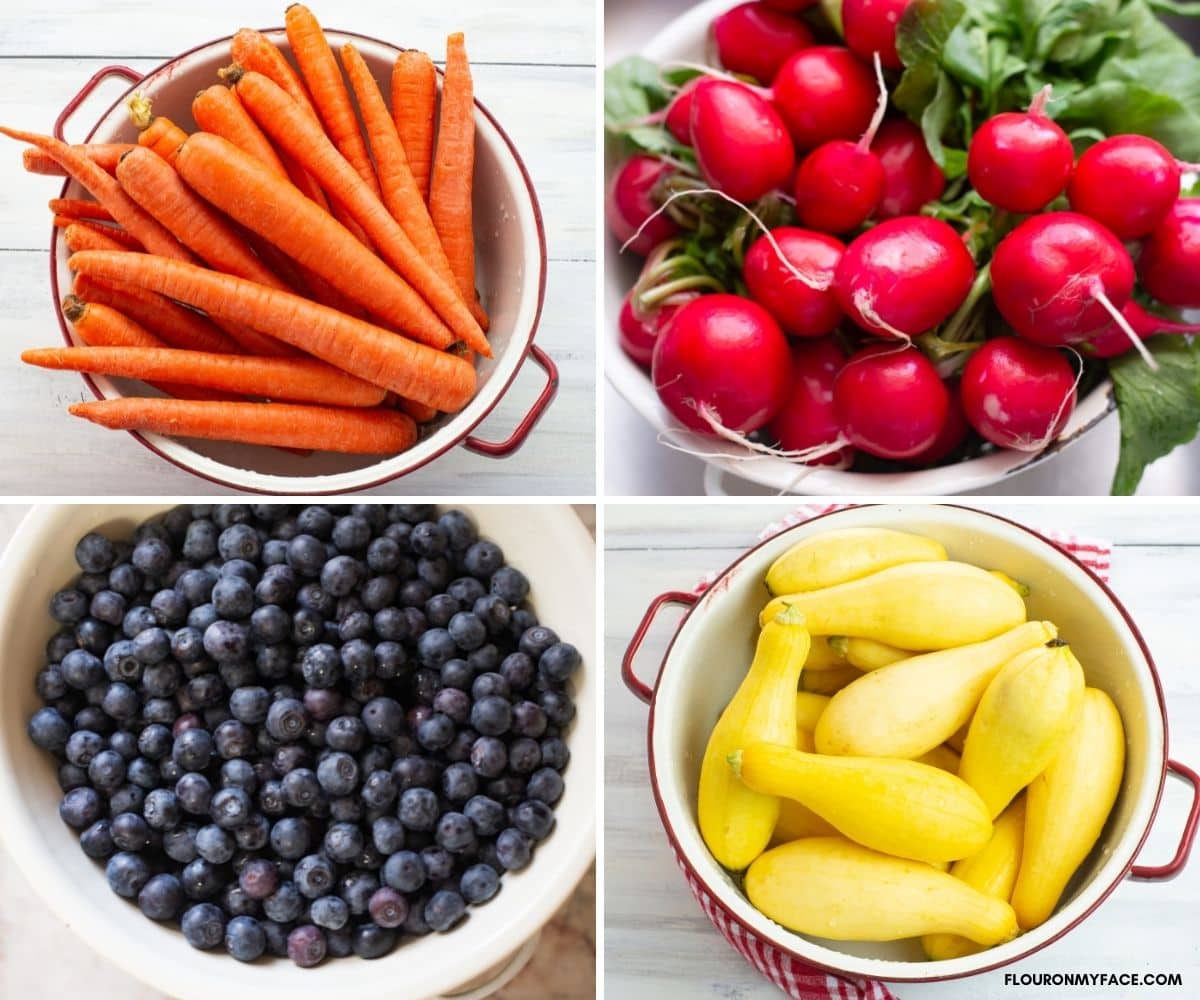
619,293,683,369
767,337,855,466
967,87,1073,213
761,0,820,9
842,0,912,70
990,212,1135,346
961,337,1076,452
835,216,976,338
1139,199,1200,308
906,378,969,465
743,227,844,336
833,344,949,459
772,46,879,150
690,79,795,203
793,52,888,232
1081,300,1200,359
871,118,945,218
665,78,701,144
652,293,791,433
711,2,815,84
606,155,678,256
1068,135,1184,240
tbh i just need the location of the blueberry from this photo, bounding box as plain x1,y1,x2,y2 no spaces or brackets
317,751,359,796
255,563,297,606
74,617,111,655
324,821,365,864
417,628,457,668
541,737,570,771
213,719,254,760
460,863,500,905
425,592,460,627
270,817,310,860
100,682,138,722
34,664,68,702
265,698,309,742
382,850,426,892
196,824,236,863
79,818,115,859
65,728,103,766
201,620,248,664
464,795,507,837
436,812,476,853
418,557,452,590
144,788,181,829
338,870,379,917
181,902,226,950
463,541,504,579
217,523,262,563
61,650,105,690
176,772,213,814
109,783,147,816
425,889,467,932
310,894,350,930
508,738,541,774
495,828,533,870
540,642,582,684
320,555,362,597
416,712,455,751
106,851,152,898
447,611,487,651
88,749,127,792
520,626,559,660
224,914,266,962
472,672,510,700
371,815,406,855
368,886,409,929
294,853,336,898
188,603,220,632
50,588,89,625
182,520,218,561
130,757,164,788
163,825,199,864
227,685,270,725
89,589,126,626
540,690,576,727
173,728,214,771
263,880,305,923
211,786,252,829
132,537,172,578
470,737,507,779
76,532,117,573
291,608,324,646
441,762,478,802
246,604,287,646
471,696,512,737
176,567,217,607
287,924,327,968
300,643,340,689
513,798,556,841
279,767,319,810
286,534,326,577
361,769,397,810
57,762,88,793
438,510,477,550
139,873,185,920
512,700,548,738
26,706,71,753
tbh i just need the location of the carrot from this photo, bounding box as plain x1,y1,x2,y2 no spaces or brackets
55,217,143,250
285,4,382,198
68,397,417,454
228,28,318,117
69,250,477,412
126,93,190,165
430,33,484,328
398,397,438,423
175,131,453,349
233,71,490,356
72,272,241,355
391,51,437,204
115,146,288,291
23,143,133,176
49,198,113,222
62,222,130,254
23,346,386,407
192,84,288,176
0,125,191,260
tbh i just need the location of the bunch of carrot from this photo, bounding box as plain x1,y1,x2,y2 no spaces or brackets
5,4,486,457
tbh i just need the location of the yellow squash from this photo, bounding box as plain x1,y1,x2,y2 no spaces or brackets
794,693,830,733
761,561,1028,649
765,527,947,596
803,635,847,671
814,621,1057,759
697,607,810,870
831,635,913,671
959,641,1085,819
770,727,837,843
801,664,862,695
923,797,1027,960
746,838,1020,946
917,743,961,773
1011,687,1125,930
732,742,992,864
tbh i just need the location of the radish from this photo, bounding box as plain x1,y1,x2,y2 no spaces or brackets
665,78,701,144
711,2,815,84
1081,300,1200,359
793,52,888,233
772,46,879,150
743,227,844,336
606,155,679,256
842,0,912,70
966,87,1073,213
690,79,795,203
1139,199,1200,309
990,212,1135,346
767,337,855,466
619,293,684,370
762,0,820,9
833,344,949,458
1068,135,1185,240
871,118,945,218
652,293,792,433
835,216,976,338
961,337,1076,452
906,378,969,465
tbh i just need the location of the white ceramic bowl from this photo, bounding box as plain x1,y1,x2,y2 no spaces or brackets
51,29,554,495
623,504,1198,983
0,504,595,1000
603,0,1113,496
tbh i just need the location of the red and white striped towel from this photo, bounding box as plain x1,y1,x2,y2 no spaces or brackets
686,504,1113,1000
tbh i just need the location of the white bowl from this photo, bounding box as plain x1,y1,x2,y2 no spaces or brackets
624,504,1196,983
0,504,595,1000
51,29,552,495
603,0,1113,496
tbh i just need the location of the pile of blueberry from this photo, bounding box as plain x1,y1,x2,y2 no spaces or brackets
26,504,579,967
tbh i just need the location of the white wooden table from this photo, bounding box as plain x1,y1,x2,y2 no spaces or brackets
0,0,595,495
605,503,1200,999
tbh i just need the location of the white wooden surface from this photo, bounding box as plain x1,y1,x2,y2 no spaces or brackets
605,502,1200,1000
0,0,595,495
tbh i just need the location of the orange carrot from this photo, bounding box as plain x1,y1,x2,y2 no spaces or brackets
55,217,143,250
229,28,318,116
398,397,438,423
192,84,288,176
174,131,453,349
62,223,130,254
69,397,417,454
69,250,477,412
391,51,437,204
0,125,191,260
72,272,241,354
126,94,189,164
430,33,483,327
23,346,386,407
23,143,133,176
49,198,113,222
233,71,490,356
285,4,382,198
115,146,288,291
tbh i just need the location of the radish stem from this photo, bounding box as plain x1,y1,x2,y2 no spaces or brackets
857,52,888,153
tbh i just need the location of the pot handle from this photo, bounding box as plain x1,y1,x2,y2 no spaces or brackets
1130,759,1200,881
55,66,144,141
622,590,698,704
463,345,558,458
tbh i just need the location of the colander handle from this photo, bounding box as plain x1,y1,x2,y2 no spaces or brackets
54,66,143,142
1130,759,1200,881
463,345,558,457
622,590,698,704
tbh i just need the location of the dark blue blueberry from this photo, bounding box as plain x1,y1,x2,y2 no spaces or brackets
470,696,512,738
371,815,406,854
143,697,178,725
65,728,104,766
80,818,115,858
59,786,103,829
541,737,570,771
73,617,111,655
61,650,104,691
334,638,373,683
225,915,266,962
255,563,296,606
398,787,439,832
144,788,182,829
109,783,147,816
265,698,308,743
508,738,541,774
248,604,289,645
109,562,144,598
340,869,379,915
317,751,359,796
540,641,582,684
382,850,426,893
512,700,548,738
182,520,218,562
88,749,127,792
131,537,172,578
258,779,286,816
297,581,335,616
282,768,320,809
263,880,305,922
425,889,467,932
367,887,409,929
310,894,349,930
513,798,556,841
329,514,370,553
212,504,253,530
105,851,152,898
176,568,217,608
287,924,327,968
107,729,138,761
448,576,487,605
338,609,372,642
238,858,279,901
540,689,576,727
34,664,68,702
425,593,460,628
473,594,512,635
176,772,213,814
75,532,117,573
188,603,220,632
470,737,508,779
417,557,452,590
128,757,160,792
139,873,185,921
294,853,337,898
329,795,364,823
360,696,404,741
261,920,291,958
286,534,326,577
436,811,476,853
173,728,214,771
58,762,89,793
432,687,470,725
438,510,477,550
218,523,262,563
440,658,473,691
460,863,500,905
211,575,254,621
416,712,455,751
181,858,225,900
324,821,365,864
361,769,397,810
297,506,335,538
228,686,271,725
291,608,324,646
211,786,252,829
300,643,340,689
370,607,406,643
325,715,366,753
495,827,533,870
89,589,126,626
365,536,401,574
72,704,110,735
270,817,310,860
448,611,487,651
441,762,478,803
464,794,507,837
76,572,109,597
100,681,138,722
181,902,226,950
273,743,311,775
235,813,271,851
519,626,559,660
213,719,254,760
472,672,510,701
463,541,503,579
417,628,457,669
129,626,170,665
50,587,89,625
102,639,142,683
196,824,236,864
410,522,448,558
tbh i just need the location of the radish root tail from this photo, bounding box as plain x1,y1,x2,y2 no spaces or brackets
1089,280,1159,371
857,51,888,152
